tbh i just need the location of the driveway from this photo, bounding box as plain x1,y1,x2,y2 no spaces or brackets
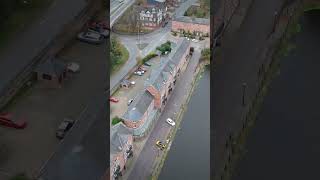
0,0,87,96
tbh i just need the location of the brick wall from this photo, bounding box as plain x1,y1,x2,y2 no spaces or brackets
172,21,210,34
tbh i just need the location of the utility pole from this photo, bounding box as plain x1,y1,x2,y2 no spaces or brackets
242,82,247,106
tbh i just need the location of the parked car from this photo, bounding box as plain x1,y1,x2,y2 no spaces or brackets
88,27,109,38
156,140,166,150
56,118,75,139
127,99,134,106
144,62,152,66
109,97,119,103
166,118,175,126
130,81,136,85
0,113,27,129
138,66,147,72
134,71,143,76
77,31,104,44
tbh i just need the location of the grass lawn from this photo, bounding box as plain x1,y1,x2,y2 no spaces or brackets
0,0,53,51
111,42,129,74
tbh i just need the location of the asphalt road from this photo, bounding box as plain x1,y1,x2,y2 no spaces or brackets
110,0,135,27
212,0,287,177
38,94,108,180
0,0,87,95
128,49,201,180
110,0,197,92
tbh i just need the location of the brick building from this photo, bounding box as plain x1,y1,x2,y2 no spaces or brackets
138,4,168,29
121,38,191,137
172,16,210,36
110,123,133,180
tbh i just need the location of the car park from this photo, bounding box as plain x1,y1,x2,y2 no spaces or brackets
0,113,27,129
156,140,166,150
77,31,104,44
166,118,175,126
56,118,75,139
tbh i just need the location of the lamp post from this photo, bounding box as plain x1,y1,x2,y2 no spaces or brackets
242,82,247,106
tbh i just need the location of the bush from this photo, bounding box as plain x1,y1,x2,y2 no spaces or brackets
112,117,122,125
156,41,172,55
10,173,30,180
141,53,158,64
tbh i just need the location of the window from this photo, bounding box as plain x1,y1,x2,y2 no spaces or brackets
42,74,52,80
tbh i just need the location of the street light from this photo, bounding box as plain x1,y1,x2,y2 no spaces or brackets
242,82,247,106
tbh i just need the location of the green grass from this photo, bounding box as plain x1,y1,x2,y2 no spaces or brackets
112,116,122,125
10,173,31,180
111,41,129,74
303,4,320,12
0,0,53,51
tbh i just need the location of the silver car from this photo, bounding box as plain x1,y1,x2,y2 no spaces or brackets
77,31,104,44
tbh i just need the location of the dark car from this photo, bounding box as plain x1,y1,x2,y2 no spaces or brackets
56,118,75,139
0,113,27,129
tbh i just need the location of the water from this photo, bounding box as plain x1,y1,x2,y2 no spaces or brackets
232,10,320,180
159,68,210,180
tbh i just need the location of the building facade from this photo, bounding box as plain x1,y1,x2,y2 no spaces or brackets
172,16,210,36
110,123,133,180
121,38,191,137
138,5,168,29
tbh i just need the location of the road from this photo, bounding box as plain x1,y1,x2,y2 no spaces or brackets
0,0,87,96
38,94,108,180
110,0,197,93
212,0,287,177
110,0,135,27
128,49,202,180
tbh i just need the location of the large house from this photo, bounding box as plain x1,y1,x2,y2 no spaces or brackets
172,16,210,36
121,38,192,137
138,4,168,29
110,123,133,180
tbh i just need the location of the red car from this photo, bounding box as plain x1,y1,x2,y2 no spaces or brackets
109,97,119,103
0,113,27,129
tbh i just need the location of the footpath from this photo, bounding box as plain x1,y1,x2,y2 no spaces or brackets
212,0,300,179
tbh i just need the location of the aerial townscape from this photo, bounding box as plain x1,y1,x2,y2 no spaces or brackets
109,0,210,179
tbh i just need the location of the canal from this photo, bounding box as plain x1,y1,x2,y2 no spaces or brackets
232,10,320,180
159,68,210,180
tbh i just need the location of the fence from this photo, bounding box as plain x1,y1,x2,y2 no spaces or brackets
216,1,302,179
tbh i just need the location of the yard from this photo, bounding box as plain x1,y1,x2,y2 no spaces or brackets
184,0,210,18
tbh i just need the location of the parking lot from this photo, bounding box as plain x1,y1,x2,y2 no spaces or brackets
0,38,106,178
110,55,161,121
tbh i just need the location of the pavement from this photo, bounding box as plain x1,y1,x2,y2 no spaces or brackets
212,0,288,178
128,47,202,180
0,0,87,96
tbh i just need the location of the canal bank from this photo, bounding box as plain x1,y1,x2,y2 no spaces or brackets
159,67,210,180
151,60,210,180
232,9,320,180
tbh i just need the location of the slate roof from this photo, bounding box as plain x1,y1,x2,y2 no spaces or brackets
122,90,154,121
170,38,190,65
173,16,210,25
110,123,132,155
35,58,66,76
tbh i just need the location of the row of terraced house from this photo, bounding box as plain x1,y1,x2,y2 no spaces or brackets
110,38,192,180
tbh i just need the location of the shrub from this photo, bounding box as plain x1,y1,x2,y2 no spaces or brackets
10,173,30,180
156,41,172,55
112,116,123,125
141,53,158,64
